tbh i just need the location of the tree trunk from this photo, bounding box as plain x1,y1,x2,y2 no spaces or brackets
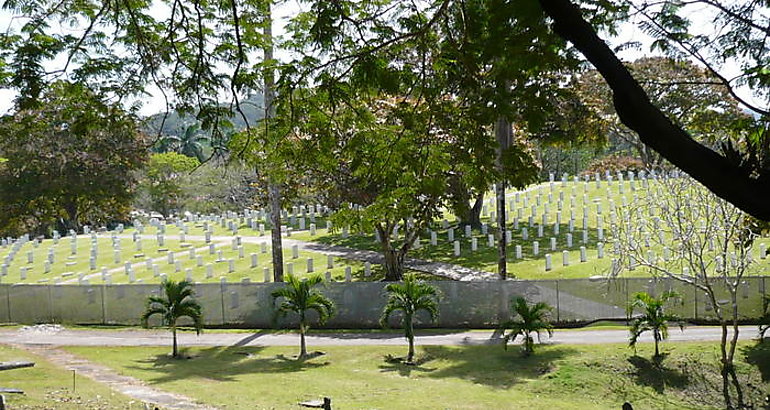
378,225,405,281
172,325,178,358
406,316,415,363
299,316,307,359
495,117,511,280
263,3,283,282
719,321,732,409
269,182,284,282
457,193,483,229
383,248,405,282
653,330,660,358
63,201,79,233
465,194,484,229
727,292,744,407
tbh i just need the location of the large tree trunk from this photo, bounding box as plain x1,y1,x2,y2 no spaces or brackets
383,247,405,281
263,3,283,282
378,225,406,281
539,0,770,221
495,117,511,280
447,177,483,229
62,201,79,233
464,194,484,229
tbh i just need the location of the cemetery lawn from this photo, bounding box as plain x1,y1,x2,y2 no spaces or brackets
290,180,770,280
0,236,370,284
0,345,135,409
65,341,770,409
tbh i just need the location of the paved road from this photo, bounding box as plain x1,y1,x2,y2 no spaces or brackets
0,326,762,348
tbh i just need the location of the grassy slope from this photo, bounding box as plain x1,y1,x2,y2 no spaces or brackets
291,179,770,280
0,345,136,409
0,237,367,285
66,341,770,409
2,179,768,283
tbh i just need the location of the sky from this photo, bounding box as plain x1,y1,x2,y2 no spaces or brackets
0,2,762,118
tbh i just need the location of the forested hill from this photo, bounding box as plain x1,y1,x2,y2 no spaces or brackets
143,93,265,135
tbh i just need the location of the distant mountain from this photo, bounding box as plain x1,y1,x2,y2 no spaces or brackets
143,93,265,136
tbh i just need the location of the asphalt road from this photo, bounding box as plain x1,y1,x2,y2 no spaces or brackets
0,325,762,348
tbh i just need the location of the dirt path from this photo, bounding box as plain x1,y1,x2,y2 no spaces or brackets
16,344,216,410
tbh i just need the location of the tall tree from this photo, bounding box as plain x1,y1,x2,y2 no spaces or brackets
0,81,146,236
576,57,747,169
611,175,758,407
137,152,200,217
287,93,498,280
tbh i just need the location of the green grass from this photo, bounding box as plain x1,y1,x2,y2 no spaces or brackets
0,237,371,284
0,345,137,409
64,341,770,409
292,180,770,280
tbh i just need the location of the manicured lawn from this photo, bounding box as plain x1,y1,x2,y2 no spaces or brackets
0,345,136,409
65,341,770,409
292,180,770,280
0,236,369,284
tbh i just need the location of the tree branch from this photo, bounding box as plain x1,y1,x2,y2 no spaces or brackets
539,0,770,221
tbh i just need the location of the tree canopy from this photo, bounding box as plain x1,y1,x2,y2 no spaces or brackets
0,81,146,235
2,0,770,220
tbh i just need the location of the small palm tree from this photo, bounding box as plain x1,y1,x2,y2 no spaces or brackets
500,297,554,356
141,280,203,358
271,274,336,359
380,274,439,364
627,291,683,358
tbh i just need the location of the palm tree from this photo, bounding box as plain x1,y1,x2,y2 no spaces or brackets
500,297,553,356
176,123,209,162
141,280,203,358
151,134,181,154
380,274,439,363
271,274,335,359
627,291,683,358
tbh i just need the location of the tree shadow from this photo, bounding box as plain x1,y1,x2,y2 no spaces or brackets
415,344,576,389
127,345,330,384
742,341,770,382
626,355,689,393
378,354,438,377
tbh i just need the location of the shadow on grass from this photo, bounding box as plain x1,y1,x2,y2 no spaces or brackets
407,344,576,389
128,345,330,384
742,340,770,382
378,354,438,377
308,225,602,273
626,355,689,393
